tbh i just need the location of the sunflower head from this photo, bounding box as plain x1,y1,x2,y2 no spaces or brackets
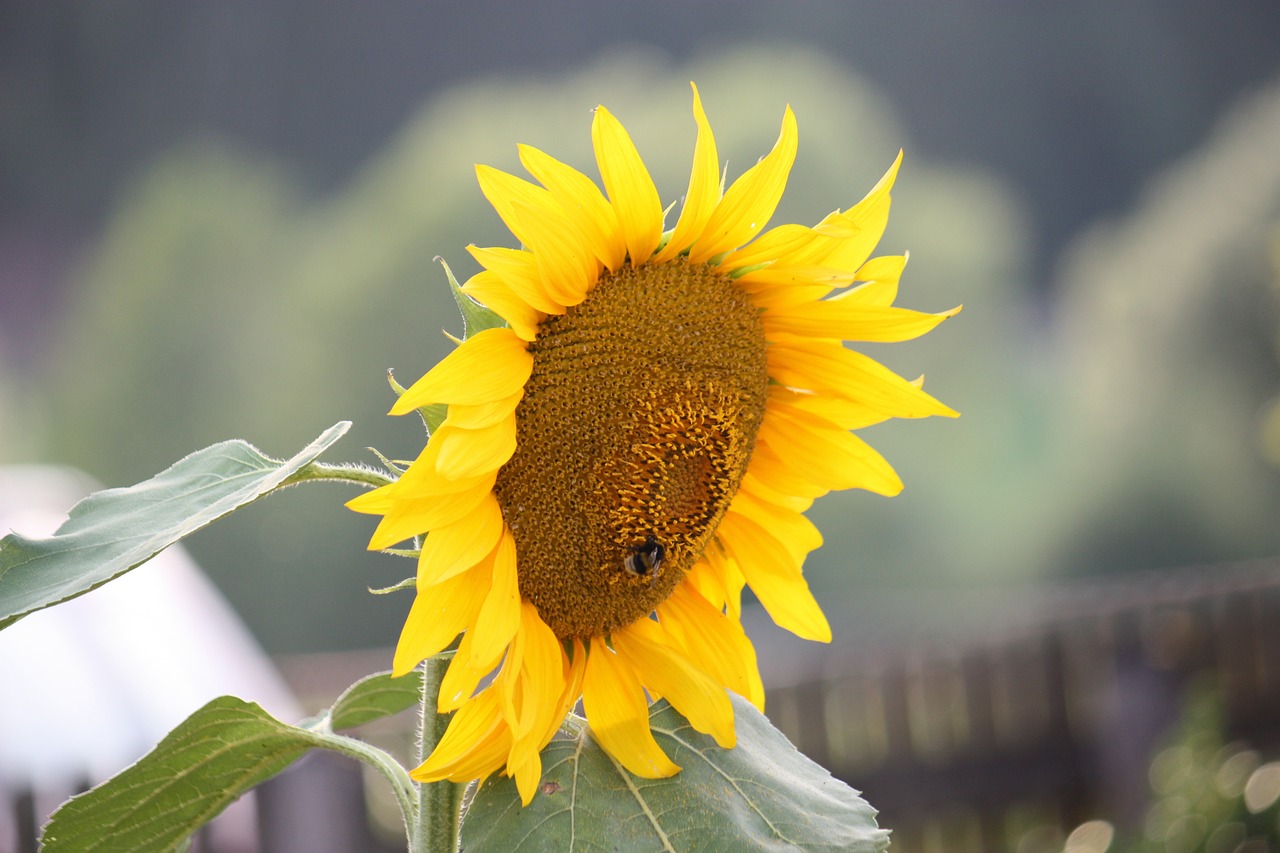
497,258,769,638
348,83,958,804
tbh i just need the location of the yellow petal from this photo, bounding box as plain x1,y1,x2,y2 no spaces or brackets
438,626,501,712
716,512,831,643
721,222,815,270
806,209,890,273
433,418,517,480
684,555,730,613
722,154,901,272
846,150,903,231
475,163,550,238
582,642,680,777
507,606,566,803
391,328,532,413
460,271,545,342
518,143,626,272
744,439,828,500
655,82,721,263
689,105,797,262
766,385,890,432
477,167,592,298
355,437,498,549
737,263,852,292
659,583,765,710
392,563,490,675
726,487,823,560
756,406,903,496
417,492,505,587
511,754,541,807
468,245,565,315
764,301,960,342
412,689,511,782
739,281,838,311
364,478,492,551
345,480,397,516
512,198,599,307
592,105,663,265
543,638,588,752
469,530,522,668
476,167,599,307
838,255,907,307
797,153,900,273
440,391,523,430
703,545,746,619
767,338,958,419
380,440,495,501
738,464,814,513
513,604,564,742
613,618,735,748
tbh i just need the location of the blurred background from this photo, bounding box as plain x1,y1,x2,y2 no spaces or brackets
3,2,1280,851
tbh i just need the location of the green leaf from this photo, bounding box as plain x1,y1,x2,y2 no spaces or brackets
0,422,350,630
326,669,423,731
42,696,415,853
441,256,506,339
462,693,890,852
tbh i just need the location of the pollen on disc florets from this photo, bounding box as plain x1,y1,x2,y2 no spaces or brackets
495,259,768,639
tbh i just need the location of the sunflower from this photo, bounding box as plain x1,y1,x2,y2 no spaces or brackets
348,83,958,804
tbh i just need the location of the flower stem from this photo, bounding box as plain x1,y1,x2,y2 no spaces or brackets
411,654,464,853
285,461,396,490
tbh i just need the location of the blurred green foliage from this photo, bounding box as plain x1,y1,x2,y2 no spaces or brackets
1059,684,1280,853
11,45,1280,652
1044,83,1280,578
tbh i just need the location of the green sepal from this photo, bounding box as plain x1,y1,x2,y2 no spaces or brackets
440,256,506,339
728,260,770,278
364,446,407,476
370,576,416,594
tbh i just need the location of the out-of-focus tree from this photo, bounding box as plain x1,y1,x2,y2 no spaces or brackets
1059,684,1280,852
1045,77,1280,577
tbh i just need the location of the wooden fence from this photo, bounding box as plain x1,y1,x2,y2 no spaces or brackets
760,560,1280,851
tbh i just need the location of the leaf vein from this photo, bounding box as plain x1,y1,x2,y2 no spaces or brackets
660,729,794,845
594,732,676,853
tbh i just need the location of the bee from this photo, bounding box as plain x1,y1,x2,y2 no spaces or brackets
623,534,665,580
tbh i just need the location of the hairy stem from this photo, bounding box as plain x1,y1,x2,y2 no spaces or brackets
284,461,395,490
410,654,464,853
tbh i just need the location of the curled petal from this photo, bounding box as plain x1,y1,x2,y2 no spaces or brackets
613,618,735,748
582,642,679,777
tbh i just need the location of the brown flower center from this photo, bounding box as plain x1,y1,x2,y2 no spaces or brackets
495,260,768,639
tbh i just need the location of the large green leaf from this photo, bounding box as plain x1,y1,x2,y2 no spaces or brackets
0,422,350,629
462,694,891,852
41,695,414,852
